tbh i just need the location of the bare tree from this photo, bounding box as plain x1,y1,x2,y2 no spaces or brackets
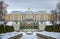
0,1,8,25
50,9,57,32
57,2,60,9
57,2,60,25
0,1,8,32
50,2,60,26
51,9,57,25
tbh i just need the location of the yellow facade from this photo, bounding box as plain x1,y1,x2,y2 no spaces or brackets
5,13,52,22
5,12,53,31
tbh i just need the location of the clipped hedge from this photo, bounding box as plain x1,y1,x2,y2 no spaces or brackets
53,26,59,32
58,24,60,32
0,25,6,33
45,24,60,32
0,25,14,33
5,25,14,32
45,26,53,32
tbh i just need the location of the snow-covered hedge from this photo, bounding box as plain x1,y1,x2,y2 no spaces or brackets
45,24,60,32
0,24,14,34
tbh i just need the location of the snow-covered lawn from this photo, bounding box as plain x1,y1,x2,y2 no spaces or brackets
0,31,60,39
0,32,22,39
36,31,60,39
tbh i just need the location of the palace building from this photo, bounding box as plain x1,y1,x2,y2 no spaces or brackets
5,9,52,31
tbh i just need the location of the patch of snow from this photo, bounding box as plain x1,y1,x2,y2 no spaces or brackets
37,31,60,39
0,21,4,25
45,21,53,26
57,21,60,24
0,32,22,39
6,22,14,26
20,32,42,39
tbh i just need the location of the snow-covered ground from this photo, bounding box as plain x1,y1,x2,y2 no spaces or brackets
37,31,60,39
20,32,42,39
0,31,60,39
0,32,22,39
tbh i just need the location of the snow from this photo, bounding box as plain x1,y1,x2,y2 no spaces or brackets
6,22,14,26
0,32,60,39
0,21,4,25
20,32,42,39
0,32,22,39
45,21,53,26
57,21,60,24
37,31,60,39
45,21,60,25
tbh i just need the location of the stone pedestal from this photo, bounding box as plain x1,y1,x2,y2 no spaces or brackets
39,22,46,31
13,22,20,31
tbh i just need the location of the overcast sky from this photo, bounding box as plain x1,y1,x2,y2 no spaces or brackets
1,0,60,13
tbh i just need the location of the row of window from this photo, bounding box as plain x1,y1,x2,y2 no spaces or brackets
9,15,48,20
10,20,48,22
20,26,38,29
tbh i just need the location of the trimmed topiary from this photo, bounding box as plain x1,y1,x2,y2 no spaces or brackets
5,25,14,32
0,24,6,34
45,26,53,32
45,24,60,32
